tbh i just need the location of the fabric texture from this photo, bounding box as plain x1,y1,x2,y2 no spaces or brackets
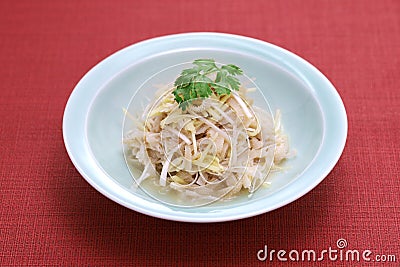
0,0,399,266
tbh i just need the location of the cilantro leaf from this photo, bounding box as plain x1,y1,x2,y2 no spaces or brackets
226,76,240,91
221,64,243,75
212,83,231,96
195,82,213,98
193,59,218,71
172,59,243,109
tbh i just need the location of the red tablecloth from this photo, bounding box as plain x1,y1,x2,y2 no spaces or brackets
1,0,399,266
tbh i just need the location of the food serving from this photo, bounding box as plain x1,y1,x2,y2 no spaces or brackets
123,59,293,204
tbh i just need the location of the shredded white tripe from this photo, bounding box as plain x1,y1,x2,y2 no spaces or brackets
123,86,292,202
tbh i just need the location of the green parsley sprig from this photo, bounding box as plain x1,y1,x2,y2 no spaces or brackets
172,59,243,110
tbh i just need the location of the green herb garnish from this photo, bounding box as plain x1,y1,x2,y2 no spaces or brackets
172,59,243,110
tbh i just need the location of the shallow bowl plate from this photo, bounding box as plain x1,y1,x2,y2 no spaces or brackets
63,32,347,222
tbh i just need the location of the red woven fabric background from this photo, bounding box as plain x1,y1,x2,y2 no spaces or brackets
0,0,399,266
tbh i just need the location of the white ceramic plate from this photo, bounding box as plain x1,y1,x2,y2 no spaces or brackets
63,32,347,222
